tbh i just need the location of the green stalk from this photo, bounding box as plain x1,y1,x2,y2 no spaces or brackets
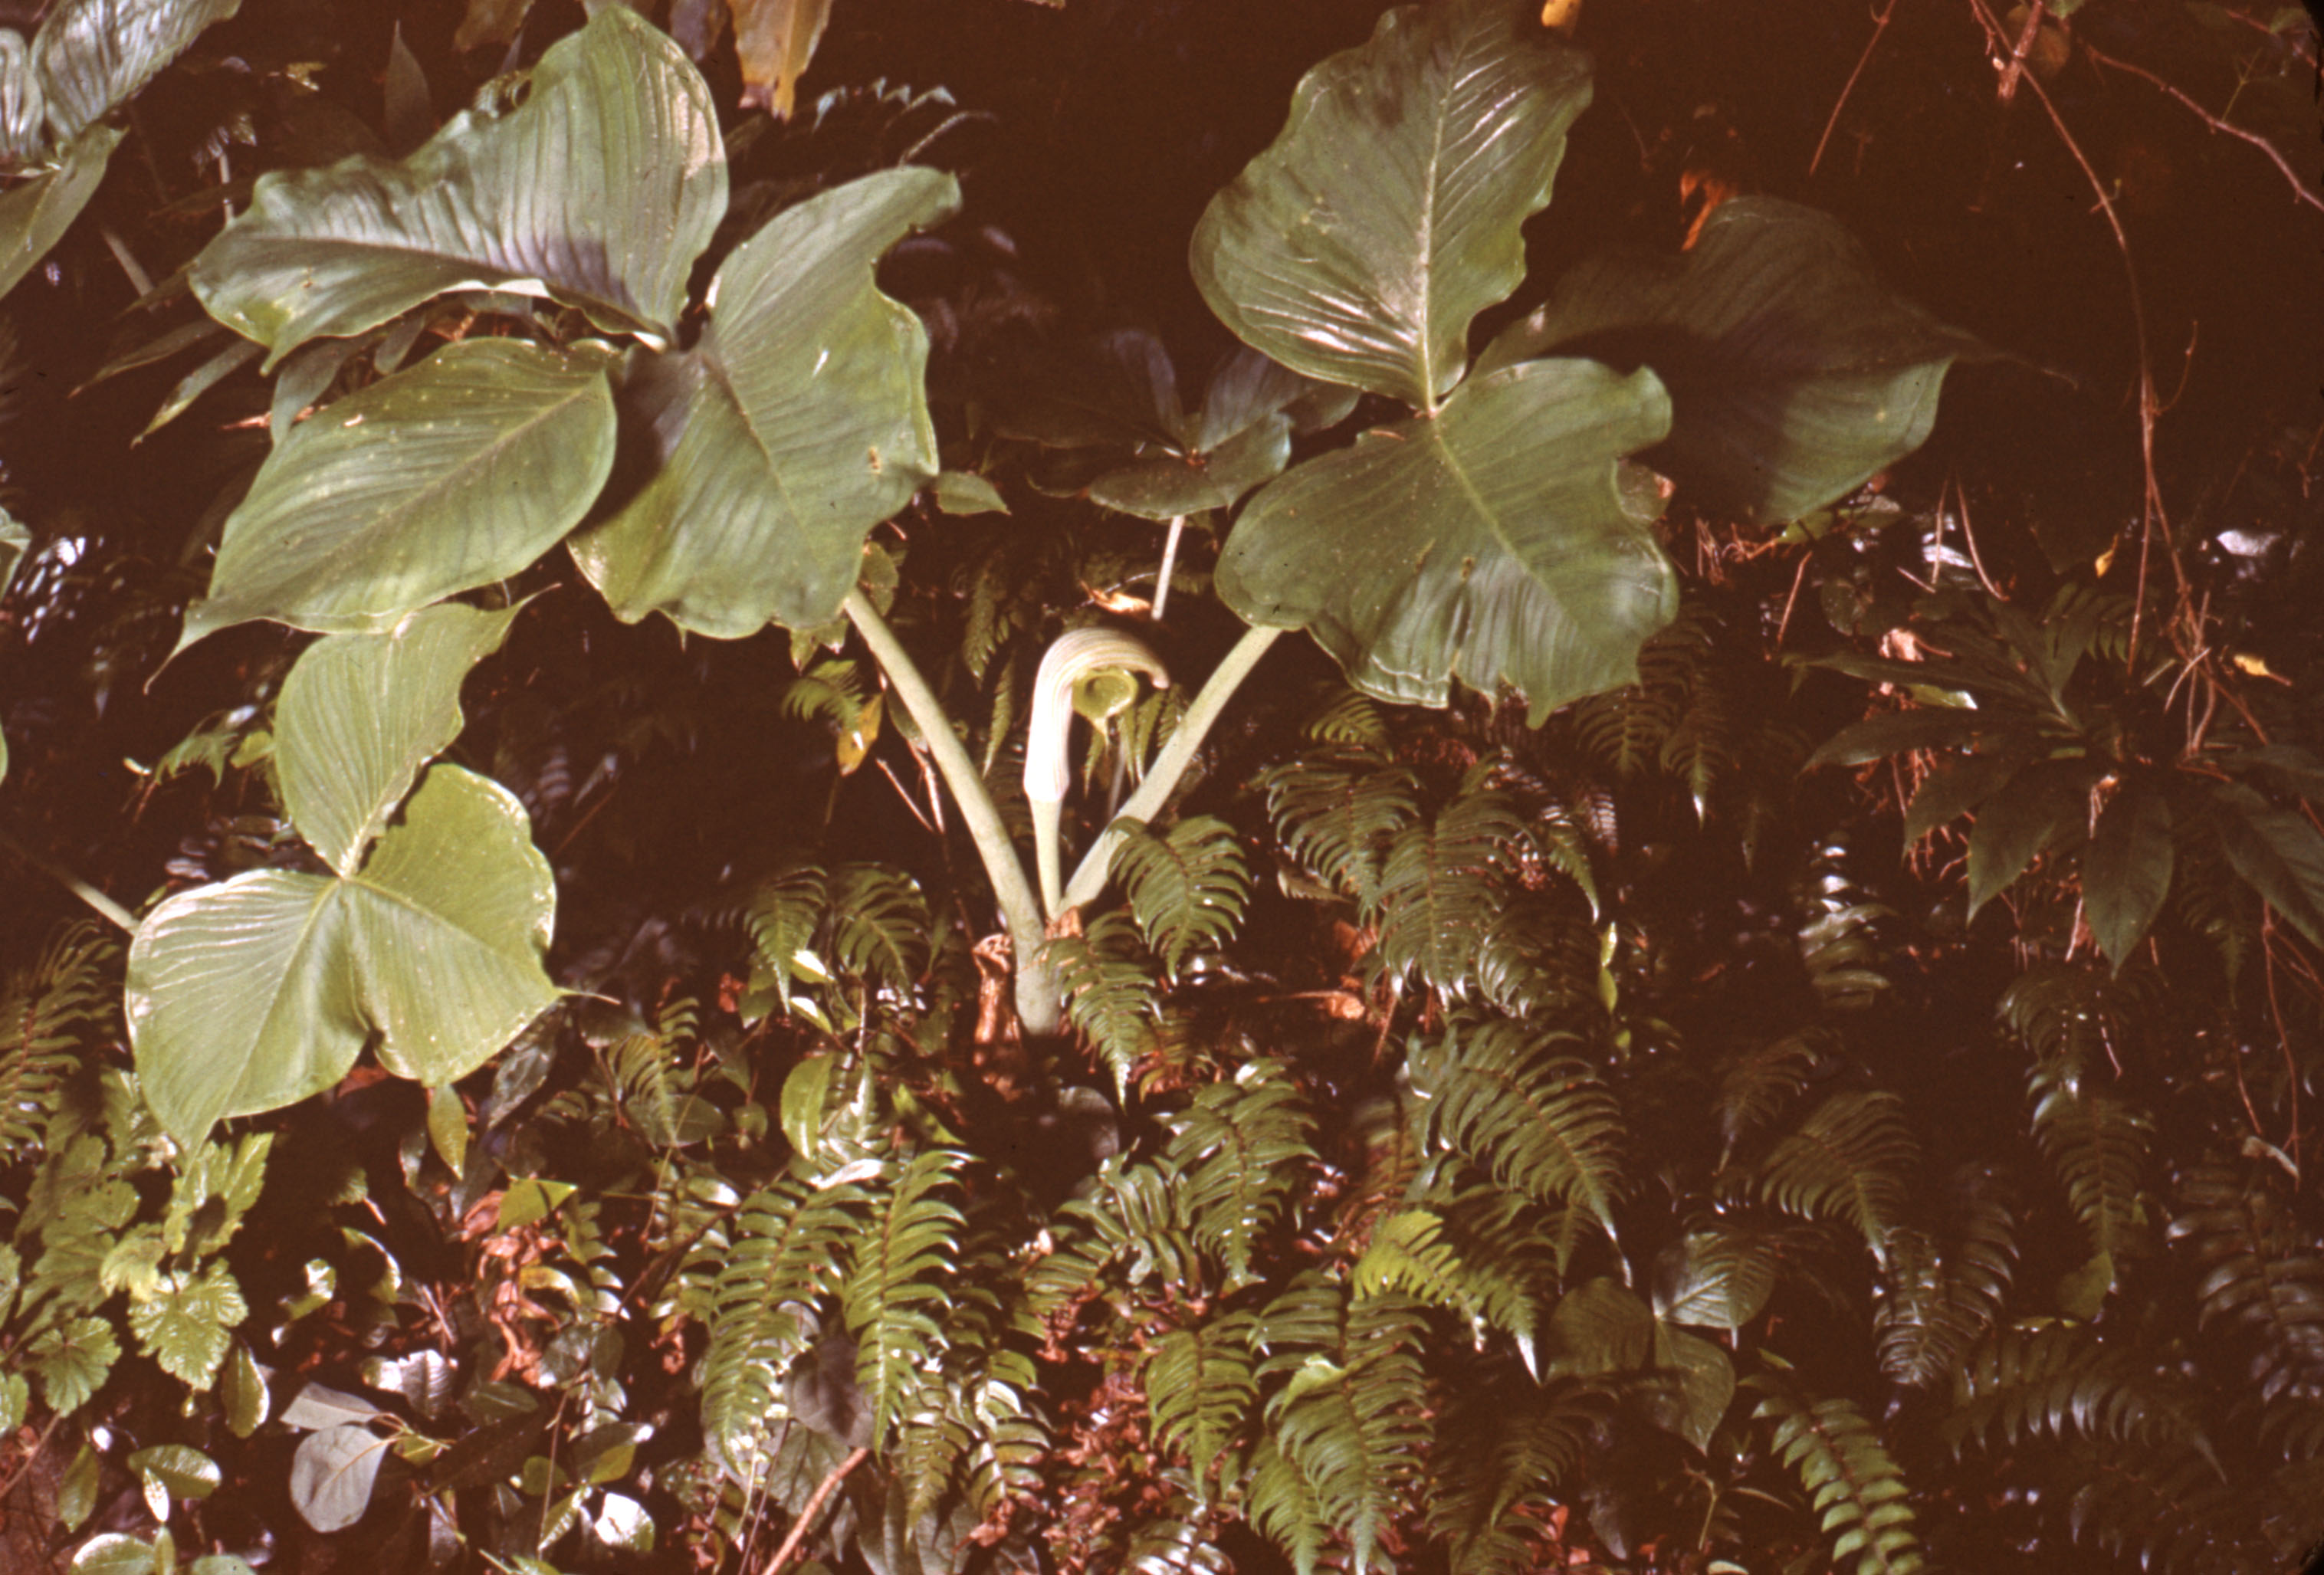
1059,624,1282,914
842,590,1060,1034
0,824,138,933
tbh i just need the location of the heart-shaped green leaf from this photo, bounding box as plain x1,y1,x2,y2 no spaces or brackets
277,602,522,876
126,766,557,1147
34,0,241,142
0,123,119,304
1482,197,1988,523
1192,0,1590,408
182,339,615,647
570,166,957,635
1217,357,1675,720
190,6,724,363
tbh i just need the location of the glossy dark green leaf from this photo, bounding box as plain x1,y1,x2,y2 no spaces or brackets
2211,781,2324,947
1807,707,1988,770
1192,0,1590,406
190,6,724,362
1902,753,2024,844
1481,198,1987,523
276,602,521,875
2084,776,2173,970
570,166,957,635
0,123,120,304
1541,1277,1654,1378
126,1443,221,1502
1218,357,1676,720
181,339,614,647
1653,1228,1777,1333
1089,416,1290,520
1649,1325,1736,1452
126,766,558,1146
33,0,240,140
1966,760,2094,918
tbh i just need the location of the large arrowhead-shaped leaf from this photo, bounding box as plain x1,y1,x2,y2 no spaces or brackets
1191,0,1590,408
1481,197,1987,523
34,0,240,141
126,766,557,1146
0,123,119,304
1217,357,1676,720
190,6,724,363
181,338,615,647
569,166,957,635
277,602,522,876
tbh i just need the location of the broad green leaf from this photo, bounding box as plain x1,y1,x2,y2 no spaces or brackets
126,1263,247,1386
181,340,614,648
2211,781,2324,947
33,0,240,140
1482,198,1987,523
190,6,725,361
1966,760,2095,918
931,471,1007,515
0,123,120,304
289,1423,389,1533
1806,707,1989,770
69,1536,155,1575
734,0,831,118
277,602,522,874
1217,357,1675,720
570,166,957,635
127,1442,222,1501
30,1314,117,1413
1541,1277,1654,1378
1192,0,1590,406
1653,1228,1777,1333
223,1343,270,1436
1649,1325,1736,1452
2084,775,2173,970
127,766,558,1145
1902,753,2023,843
1085,349,1345,520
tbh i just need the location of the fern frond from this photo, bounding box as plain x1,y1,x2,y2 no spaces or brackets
1262,746,1420,908
2168,1157,2324,1396
1245,1436,1333,1575
1124,1501,1234,1575
1758,1088,1916,1267
1415,1022,1626,1255
824,863,931,996
1165,1059,1315,1289
1473,899,1597,1023
2058,1437,2263,1575
1748,1357,1924,1575
1144,1308,1259,1497
842,1150,966,1450
1876,1182,2016,1388
1113,815,1253,976
1353,1203,1543,1354
1049,912,1160,1094
0,923,115,1163
1305,687,1390,748
1254,1277,1430,1575
1026,1157,1199,1314
1375,787,1524,995
1713,1031,1827,1165
1426,1370,1608,1575
745,861,831,1016
2027,1059,2154,1268
1942,1321,2198,1457
698,1177,870,1472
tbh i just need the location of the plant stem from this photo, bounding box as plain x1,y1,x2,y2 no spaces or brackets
1060,624,1282,914
0,824,137,932
842,590,1061,1034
